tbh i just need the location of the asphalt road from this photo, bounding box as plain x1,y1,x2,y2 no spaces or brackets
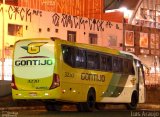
0,95,160,117
1,109,160,117
0,102,160,117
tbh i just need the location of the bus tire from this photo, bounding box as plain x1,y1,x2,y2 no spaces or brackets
45,101,62,111
77,88,96,112
126,91,138,110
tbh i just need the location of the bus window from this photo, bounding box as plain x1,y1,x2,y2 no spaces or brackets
128,60,135,75
62,45,75,67
113,57,119,72
100,55,112,72
123,59,135,75
106,55,112,71
139,63,145,84
75,48,86,68
123,59,129,74
87,51,100,70
118,58,123,73
100,55,107,71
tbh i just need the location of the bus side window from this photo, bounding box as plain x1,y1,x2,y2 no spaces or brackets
87,51,100,70
100,55,112,72
62,45,75,67
75,48,86,68
118,58,123,73
113,57,119,72
128,60,135,75
106,56,112,71
123,59,129,74
140,63,145,84
123,59,135,75
100,55,107,71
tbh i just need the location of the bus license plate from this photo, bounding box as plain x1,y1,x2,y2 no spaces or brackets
29,92,37,96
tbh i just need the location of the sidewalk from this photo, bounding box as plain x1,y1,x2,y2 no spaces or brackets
137,104,160,110
0,80,11,97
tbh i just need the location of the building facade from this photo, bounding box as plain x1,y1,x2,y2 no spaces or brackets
0,3,123,80
0,0,159,85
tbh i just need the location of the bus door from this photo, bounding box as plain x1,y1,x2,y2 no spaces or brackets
137,61,146,103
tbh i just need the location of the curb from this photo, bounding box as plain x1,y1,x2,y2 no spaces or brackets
0,106,45,111
137,104,160,110
0,104,159,111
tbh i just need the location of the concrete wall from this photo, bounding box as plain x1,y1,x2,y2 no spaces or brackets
0,80,11,97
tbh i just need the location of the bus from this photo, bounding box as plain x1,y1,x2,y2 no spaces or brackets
11,37,146,111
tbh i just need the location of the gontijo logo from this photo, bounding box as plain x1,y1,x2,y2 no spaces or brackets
21,42,47,54
15,42,54,66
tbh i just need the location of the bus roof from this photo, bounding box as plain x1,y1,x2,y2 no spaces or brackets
15,37,137,59
120,51,140,60
51,37,120,55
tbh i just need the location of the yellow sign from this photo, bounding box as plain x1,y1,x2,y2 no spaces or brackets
21,42,47,54
130,78,136,85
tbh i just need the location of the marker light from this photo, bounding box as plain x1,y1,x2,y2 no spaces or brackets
45,93,49,96
11,75,18,90
49,73,60,89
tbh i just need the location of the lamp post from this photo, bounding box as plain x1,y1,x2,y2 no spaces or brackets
1,0,5,80
154,4,160,85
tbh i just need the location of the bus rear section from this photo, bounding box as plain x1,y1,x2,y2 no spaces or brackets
12,38,60,100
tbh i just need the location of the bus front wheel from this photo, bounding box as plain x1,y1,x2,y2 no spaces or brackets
126,91,138,110
77,88,96,112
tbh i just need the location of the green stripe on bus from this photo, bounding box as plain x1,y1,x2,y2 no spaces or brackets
110,74,129,97
102,74,129,97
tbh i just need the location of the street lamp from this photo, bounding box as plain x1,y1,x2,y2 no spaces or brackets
1,0,5,80
154,4,160,85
